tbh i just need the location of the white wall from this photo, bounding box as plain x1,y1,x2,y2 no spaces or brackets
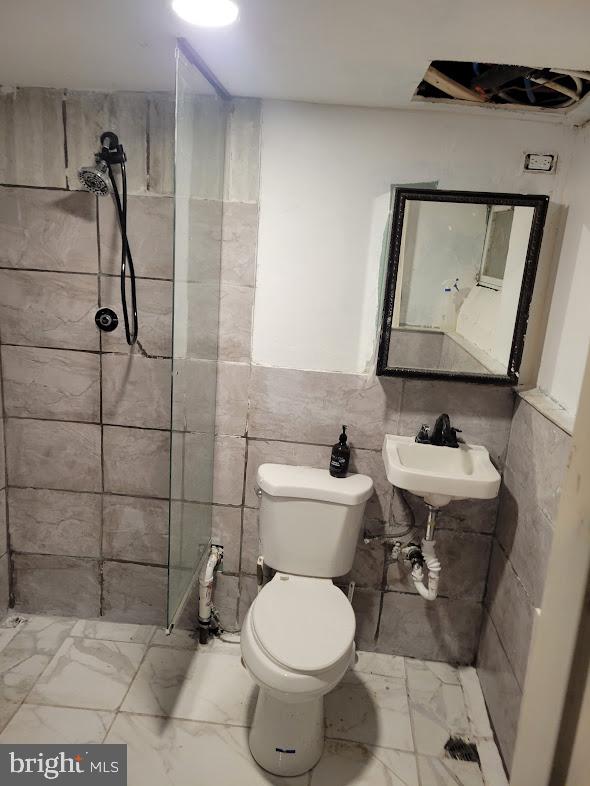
252,100,573,374
538,125,590,418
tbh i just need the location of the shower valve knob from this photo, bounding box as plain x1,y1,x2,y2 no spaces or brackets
95,308,119,332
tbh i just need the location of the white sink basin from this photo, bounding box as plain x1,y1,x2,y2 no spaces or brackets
382,434,501,507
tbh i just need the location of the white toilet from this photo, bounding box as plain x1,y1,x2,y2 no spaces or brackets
241,463,374,777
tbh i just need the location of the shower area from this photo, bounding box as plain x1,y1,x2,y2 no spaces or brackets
0,44,247,629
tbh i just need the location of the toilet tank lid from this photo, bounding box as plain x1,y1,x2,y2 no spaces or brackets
256,464,373,505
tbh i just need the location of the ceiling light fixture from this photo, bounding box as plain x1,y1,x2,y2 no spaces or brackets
172,0,239,27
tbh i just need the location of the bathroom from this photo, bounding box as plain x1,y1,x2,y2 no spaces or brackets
0,1,589,784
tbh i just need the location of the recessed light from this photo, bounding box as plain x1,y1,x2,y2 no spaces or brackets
172,0,239,27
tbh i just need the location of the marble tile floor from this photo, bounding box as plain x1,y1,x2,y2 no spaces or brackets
0,613,508,786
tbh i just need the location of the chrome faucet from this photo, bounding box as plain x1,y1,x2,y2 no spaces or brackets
416,413,462,448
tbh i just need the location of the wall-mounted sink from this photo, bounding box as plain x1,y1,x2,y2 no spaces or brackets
382,434,501,507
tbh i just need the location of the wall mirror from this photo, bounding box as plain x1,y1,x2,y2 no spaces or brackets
377,188,549,384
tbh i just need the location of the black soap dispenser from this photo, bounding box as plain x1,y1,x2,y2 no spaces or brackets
330,426,350,478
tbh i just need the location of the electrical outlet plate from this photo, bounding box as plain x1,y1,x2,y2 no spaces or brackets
524,153,557,173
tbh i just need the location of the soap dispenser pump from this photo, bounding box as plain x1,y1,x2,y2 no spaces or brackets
330,426,350,478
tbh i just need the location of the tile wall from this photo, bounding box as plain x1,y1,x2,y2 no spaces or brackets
477,397,571,770
0,86,261,626
0,371,7,610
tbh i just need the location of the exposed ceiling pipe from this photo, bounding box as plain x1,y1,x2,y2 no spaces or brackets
529,75,582,103
422,65,487,103
551,68,590,82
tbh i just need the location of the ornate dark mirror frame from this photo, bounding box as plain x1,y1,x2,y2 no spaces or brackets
376,188,549,385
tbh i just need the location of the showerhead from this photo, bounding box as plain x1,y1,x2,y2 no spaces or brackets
78,157,111,195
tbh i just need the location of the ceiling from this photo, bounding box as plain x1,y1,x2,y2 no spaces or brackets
2,0,590,119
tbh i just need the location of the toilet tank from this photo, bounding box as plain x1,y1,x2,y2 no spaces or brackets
256,464,374,578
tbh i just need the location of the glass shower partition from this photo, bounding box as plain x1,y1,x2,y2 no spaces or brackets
167,47,228,627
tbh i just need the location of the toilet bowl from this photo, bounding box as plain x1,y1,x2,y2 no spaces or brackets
240,463,373,776
241,573,356,776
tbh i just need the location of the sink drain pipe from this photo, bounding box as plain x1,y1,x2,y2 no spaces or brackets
410,506,441,602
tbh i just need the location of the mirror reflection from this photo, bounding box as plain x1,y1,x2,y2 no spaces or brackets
379,190,548,382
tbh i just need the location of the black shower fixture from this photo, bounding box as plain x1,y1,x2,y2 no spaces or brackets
79,131,138,346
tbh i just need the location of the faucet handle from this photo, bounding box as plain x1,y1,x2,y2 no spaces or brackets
415,424,430,444
447,426,463,448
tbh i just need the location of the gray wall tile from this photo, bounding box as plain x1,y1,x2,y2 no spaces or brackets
224,99,261,204
211,506,242,574
215,361,250,437
211,572,239,631
171,358,216,433
98,195,173,280
221,201,259,287
102,495,168,565
0,490,6,556
103,426,170,499
170,431,214,503
102,354,171,430
398,380,514,469
248,366,403,450
238,573,258,626
505,398,571,523
147,93,175,196
0,187,97,273
477,611,522,771
9,488,101,558
213,436,246,505
485,541,534,689
0,270,99,351
0,553,8,612
100,276,172,358
6,419,101,492
102,561,167,625
378,592,482,664
2,345,100,422
218,284,253,363
0,382,4,490
180,282,220,362
172,434,244,506
350,588,380,651
184,198,223,285
12,553,100,617
496,467,554,606
66,91,148,194
0,87,66,188
340,540,384,590
240,507,259,575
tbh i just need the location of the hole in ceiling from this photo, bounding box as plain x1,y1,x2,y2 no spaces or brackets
415,60,590,112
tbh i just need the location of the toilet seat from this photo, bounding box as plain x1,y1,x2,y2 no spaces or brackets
251,573,355,673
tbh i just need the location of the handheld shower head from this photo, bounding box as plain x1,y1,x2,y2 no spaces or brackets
78,158,111,195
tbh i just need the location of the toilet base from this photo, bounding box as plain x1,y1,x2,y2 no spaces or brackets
249,688,324,776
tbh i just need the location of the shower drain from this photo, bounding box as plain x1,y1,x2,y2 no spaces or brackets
444,736,481,765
